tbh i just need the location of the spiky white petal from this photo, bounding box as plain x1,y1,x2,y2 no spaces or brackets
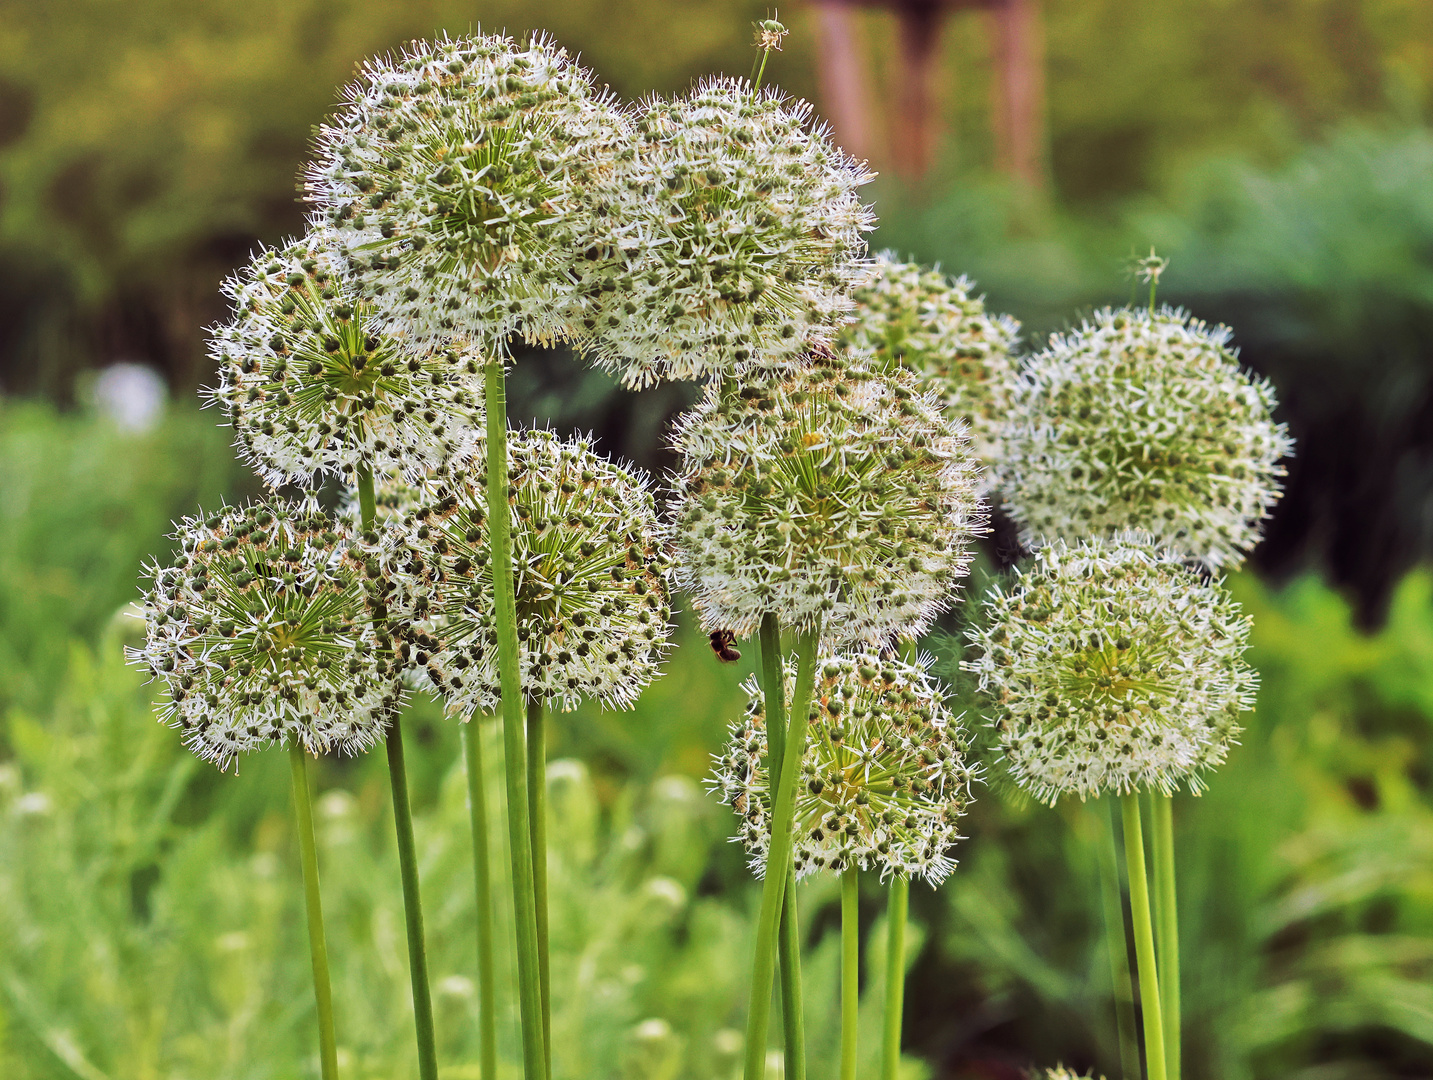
964,533,1256,803
1000,306,1293,569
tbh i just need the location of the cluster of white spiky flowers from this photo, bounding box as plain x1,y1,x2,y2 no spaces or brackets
838,252,1019,466
965,534,1255,804
304,32,624,352
668,350,984,645
375,429,673,713
711,652,976,883
205,236,484,487
129,502,403,769
1000,306,1292,569
576,78,875,387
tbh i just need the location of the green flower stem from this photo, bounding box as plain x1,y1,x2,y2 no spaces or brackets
528,696,552,1076
743,623,821,1080
1098,801,1142,1080
840,865,860,1080
881,874,908,1080
357,464,438,1080
1121,793,1167,1080
485,360,548,1080
288,744,339,1080
1152,795,1181,1080
462,722,498,1080
385,715,439,1080
759,613,807,1080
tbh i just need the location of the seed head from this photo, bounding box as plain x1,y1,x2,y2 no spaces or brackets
379,429,674,712
304,33,625,352
669,350,985,645
839,252,1020,470
1000,306,1293,569
710,652,977,884
965,533,1256,803
577,78,874,387
206,235,484,487
128,501,403,770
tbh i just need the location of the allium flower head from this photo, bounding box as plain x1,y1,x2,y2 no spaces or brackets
711,652,977,884
206,236,484,487
839,252,1019,466
579,78,874,387
305,32,624,351
129,502,402,769
668,351,985,645
1040,1068,1105,1080
378,429,673,712
965,534,1256,803
1000,306,1293,569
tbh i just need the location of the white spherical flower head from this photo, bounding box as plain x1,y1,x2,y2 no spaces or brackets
305,33,625,350
379,429,673,712
128,502,403,770
1001,306,1293,569
711,652,977,884
669,351,985,645
206,236,484,487
839,252,1020,467
580,78,875,387
964,534,1256,804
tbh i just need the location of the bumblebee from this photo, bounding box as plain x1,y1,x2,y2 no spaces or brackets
709,629,741,664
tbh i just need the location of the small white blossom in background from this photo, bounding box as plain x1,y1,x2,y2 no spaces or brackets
668,350,985,645
1038,1067,1106,1080
129,502,404,770
711,652,977,884
206,237,484,488
578,79,874,387
90,363,167,433
838,252,1020,469
304,32,626,353
965,533,1256,804
378,429,673,713
1000,306,1293,570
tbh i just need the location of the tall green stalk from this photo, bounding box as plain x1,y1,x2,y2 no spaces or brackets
840,866,860,1080
484,360,548,1080
743,624,821,1080
1152,795,1181,1080
758,613,806,1080
358,465,438,1080
288,744,339,1080
1120,793,1167,1080
462,722,498,1080
881,875,908,1080
1097,801,1142,1080
528,696,552,1076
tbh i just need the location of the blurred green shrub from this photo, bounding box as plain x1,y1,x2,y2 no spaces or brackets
0,398,253,723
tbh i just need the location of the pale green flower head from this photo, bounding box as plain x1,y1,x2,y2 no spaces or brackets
377,429,673,713
129,501,403,770
1000,306,1293,570
965,533,1256,803
305,32,626,353
668,350,985,646
711,652,977,884
577,78,875,387
206,235,484,487
839,252,1020,468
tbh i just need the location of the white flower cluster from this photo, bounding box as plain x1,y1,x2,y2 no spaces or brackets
206,237,484,487
669,351,985,645
839,252,1020,466
376,429,673,713
965,534,1256,803
305,32,623,352
1000,306,1292,569
129,502,403,769
578,78,874,387
711,652,977,884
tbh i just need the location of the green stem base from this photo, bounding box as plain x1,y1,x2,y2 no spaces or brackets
289,745,339,1080
840,866,860,1080
881,876,908,1080
1121,793,1167,1080
463,723,498,1080
386,717,438,1080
